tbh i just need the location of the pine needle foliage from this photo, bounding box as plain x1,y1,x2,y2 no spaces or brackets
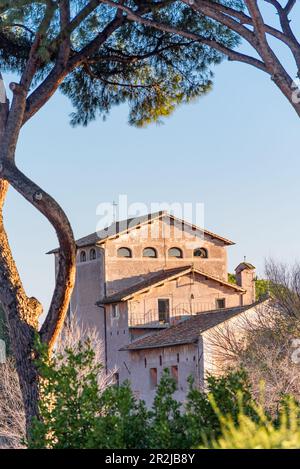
0,0,241,126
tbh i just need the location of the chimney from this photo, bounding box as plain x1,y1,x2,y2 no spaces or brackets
235,261,256,305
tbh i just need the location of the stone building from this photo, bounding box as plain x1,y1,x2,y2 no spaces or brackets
121,300,264,406
49,211,258,404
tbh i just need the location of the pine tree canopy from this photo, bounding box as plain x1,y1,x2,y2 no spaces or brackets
0,1,242,126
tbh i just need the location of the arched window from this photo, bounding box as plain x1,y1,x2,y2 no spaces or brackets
117,247,132,258
80,250,86,262
143,247,157,258
193,247,208,258
90,248,96,260
168,247,183,258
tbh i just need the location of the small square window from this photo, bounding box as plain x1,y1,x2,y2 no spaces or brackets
112,304,119,318
216,298,226,309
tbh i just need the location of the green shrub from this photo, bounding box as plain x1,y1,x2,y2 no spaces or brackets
28,340,282,449
28,341,101,449
205,399,300,449
185,370,260,445
89,382,150,449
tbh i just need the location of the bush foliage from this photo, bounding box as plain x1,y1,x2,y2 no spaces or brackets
28,340,270,449
207,399,300,449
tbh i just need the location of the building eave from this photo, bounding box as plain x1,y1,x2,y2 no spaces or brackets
122,299,269,352
99,266,245,305
96,211,235,248
120,338,198,352
47,211,235,254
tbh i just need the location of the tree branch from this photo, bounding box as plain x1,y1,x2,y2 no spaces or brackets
97,0,300,116
264,0,300,70
1,161,76,352
57,0,71,66
245,0,296,81
2,24,35,37
99,1,267,72
23,13,126,124
284,0,297,15
67,14,126,68
92,39,194,64
189,0,299,57
0,1,57,163
83,62,158,88
186,0,256,44
50,0,102,49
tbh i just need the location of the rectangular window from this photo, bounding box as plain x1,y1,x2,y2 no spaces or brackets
150,368,158,389
216,298,226,309
112,304,119,318
158,299,170,323
171,365,178,388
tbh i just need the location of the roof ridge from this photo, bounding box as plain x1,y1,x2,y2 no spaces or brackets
47,211,234,254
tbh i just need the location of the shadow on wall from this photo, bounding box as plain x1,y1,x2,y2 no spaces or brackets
105,268,173,296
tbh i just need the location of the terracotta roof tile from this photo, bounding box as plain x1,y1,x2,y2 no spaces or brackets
100,265,244,304
122,301,264,351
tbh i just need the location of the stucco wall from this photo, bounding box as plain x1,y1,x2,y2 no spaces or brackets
202,303,264,379
127,272,243,326
105,302,131,376
64,215,231,354
238,269,256,305
104,218,228,295
68,248,106,362
124,343,202,407
56,215,245,398
105,298,206,407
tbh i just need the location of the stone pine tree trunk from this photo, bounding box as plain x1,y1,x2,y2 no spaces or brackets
0,76,40,435
0,73,77,437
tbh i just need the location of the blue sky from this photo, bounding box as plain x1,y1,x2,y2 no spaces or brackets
2,49,300,311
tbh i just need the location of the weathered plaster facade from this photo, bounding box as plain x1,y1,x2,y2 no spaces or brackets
103,216,229,295
127,343,202,407
126,271,244,327
121,301,268,406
